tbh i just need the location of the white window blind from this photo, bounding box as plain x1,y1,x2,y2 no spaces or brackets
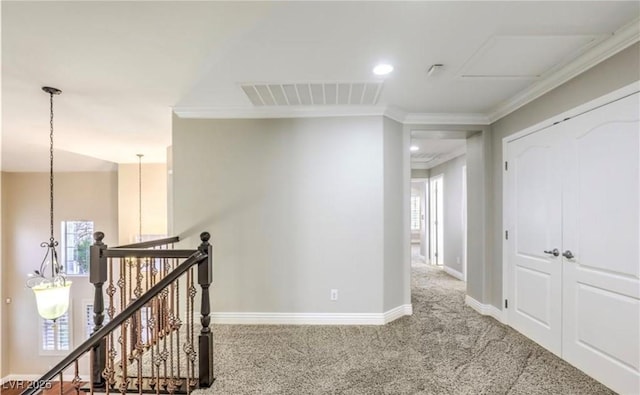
41,310,71,354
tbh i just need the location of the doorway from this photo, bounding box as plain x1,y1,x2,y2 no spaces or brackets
410,179,428,263
409,133,469,282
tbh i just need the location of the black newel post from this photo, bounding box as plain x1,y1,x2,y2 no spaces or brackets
198,232,215,387
89,231,108,389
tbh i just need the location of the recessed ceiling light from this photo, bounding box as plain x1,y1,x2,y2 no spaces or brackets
410,145,419,152
373,63,394,76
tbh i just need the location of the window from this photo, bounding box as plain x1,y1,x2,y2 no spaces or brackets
84,301,110,339
40,308,72,355
411,196,421,231
61,220,94,275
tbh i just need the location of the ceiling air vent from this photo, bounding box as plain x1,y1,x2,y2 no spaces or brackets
241,82,384,106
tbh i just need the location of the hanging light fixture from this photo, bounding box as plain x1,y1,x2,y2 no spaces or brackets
136,153,144,242
26,86,72,321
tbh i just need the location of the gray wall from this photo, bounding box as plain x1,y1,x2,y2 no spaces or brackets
465,129,493,304
172,115,407,314
490,42,640,308
429,154,466,275
411,169,429,178
382,117,407,310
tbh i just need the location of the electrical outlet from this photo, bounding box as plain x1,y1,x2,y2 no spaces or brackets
456,256,461,264
330,289,338,301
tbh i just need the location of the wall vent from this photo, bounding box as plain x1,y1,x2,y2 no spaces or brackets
240,82,384,106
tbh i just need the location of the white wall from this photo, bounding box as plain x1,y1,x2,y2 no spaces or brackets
382,117,407,311
429,154,466,275
490,42,640,308
172,115,410,315
1,172,118,374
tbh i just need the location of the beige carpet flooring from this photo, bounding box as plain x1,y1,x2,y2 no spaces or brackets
190,263,613,394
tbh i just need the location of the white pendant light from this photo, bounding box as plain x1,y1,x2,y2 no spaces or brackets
26,86,72,321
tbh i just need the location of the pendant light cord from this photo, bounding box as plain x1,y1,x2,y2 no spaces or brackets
49,91,55,244
137,154,143,240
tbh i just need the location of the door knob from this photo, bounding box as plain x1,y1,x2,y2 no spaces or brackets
562,250,574,259
543,248,560,257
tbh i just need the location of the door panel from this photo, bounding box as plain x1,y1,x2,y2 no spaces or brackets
507,127,563,355
562,93,640,395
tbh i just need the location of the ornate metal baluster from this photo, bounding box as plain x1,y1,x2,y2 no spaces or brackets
135,309,143,394
184,266,197,391
148,258,158,390
102,335,113,395
88,349,93,395
72,360,82,395
175,274,182,390
105,259,117,390
59,371,64,395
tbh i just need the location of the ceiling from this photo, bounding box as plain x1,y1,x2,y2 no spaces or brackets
410,139,466,170
2,1,638,171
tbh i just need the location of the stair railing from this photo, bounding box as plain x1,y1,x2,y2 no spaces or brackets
20,231,214,395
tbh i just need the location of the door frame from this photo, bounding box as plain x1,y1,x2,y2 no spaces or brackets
429,173,444,265
501,81,639,326
462,165,467,282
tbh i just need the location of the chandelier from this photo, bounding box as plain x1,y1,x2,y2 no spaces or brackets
26,86,72,321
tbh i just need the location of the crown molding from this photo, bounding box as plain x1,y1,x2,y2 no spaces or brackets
487,17,640,123
173,105,388,119
174,104,490,126
403,112,490,125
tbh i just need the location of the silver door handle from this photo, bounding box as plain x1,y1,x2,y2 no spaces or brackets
562,250,574,259
544,248,560,257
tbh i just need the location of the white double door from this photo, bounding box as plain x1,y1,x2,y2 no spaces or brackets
506,92,639,395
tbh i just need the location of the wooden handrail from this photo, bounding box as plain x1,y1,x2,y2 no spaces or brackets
104,248,196,258
19,251,208,395
114,236,180,249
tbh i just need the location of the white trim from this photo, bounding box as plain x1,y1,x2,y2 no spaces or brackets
443,265,464,281
173,105,389,119
501,81,640,328
465,295,504,323
383,304,413,324
488,17,640,123
174,104,491,125
403,112,490,125
211,305,413,326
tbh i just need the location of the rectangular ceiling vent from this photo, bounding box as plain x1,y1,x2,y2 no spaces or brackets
241,82,384,106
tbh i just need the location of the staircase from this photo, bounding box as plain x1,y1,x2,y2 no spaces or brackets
20,232,214,395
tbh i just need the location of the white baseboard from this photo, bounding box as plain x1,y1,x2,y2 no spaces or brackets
465,295,504,323
383,304,413,324
443,265,464,281
211,304,413,326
